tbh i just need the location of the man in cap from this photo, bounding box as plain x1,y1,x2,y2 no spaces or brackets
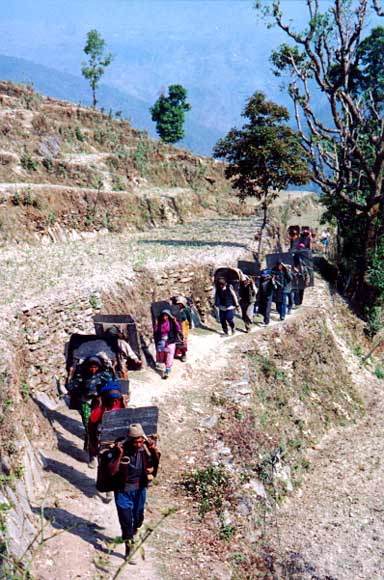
108,423,160,560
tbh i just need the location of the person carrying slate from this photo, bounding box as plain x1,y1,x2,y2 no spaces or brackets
108,423,160,561
67,355,114,465
214,277,240,335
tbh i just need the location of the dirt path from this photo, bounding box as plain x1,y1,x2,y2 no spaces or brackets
32,306,297,579
31,281,384,580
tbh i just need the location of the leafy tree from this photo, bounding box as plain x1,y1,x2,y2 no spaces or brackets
150,85,191,144
256,0,384,309
81,29,113,108
213,91,309,256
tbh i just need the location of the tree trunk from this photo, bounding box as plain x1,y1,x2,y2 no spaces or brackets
92,80,97,108
352,212,378,311
257,197,268,258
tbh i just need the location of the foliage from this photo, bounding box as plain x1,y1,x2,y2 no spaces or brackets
133,138,149,176
257,0,384,309
81,29,113,108
181,464,231,517
213,91,308,255
150,84,191,144
20,149,37,172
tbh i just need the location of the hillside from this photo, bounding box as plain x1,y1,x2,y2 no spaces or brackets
0,81,237,242
0,55,222,155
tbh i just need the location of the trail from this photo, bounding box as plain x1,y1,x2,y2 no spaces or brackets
32,306,299,580
31,280,384,580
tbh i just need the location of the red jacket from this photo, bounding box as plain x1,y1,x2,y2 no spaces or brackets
89,397,125,456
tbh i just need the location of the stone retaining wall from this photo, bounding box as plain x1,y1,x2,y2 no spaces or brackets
20,262,220,398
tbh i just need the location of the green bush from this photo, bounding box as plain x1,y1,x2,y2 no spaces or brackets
20,149,37,172
181,464,231,517
75,126,85,142
366,305,383,336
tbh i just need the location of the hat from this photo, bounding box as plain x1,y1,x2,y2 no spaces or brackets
160,309,173,317
84,355,102,367
175,295,187,307
127,423,146,439
100,381,122,398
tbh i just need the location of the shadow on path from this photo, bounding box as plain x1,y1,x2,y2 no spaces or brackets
49,409,84,440
138,239,248,249
56,431,87,463
44,457,97,498
32,506,122,558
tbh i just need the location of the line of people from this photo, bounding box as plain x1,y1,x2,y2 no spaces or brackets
214,259,309,334
64,265,308,559
61,294,195,559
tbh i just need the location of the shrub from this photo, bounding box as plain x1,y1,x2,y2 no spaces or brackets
20,149,37,172
181,464,231,517
75,126,85,142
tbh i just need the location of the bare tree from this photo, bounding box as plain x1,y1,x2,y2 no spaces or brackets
373,0,384,16
257,0,384,298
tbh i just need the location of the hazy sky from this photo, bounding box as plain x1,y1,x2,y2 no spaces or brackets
0,1,379,133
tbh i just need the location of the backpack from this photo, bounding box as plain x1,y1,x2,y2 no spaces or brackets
96,446,125,493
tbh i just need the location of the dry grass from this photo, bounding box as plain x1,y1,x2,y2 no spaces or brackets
166,310,364,580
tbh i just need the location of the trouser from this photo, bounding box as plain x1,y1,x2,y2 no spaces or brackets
240,302,255,329
219,309,235,334
276,293,288,320
259,298,272,324
115,488,147,540
295,289,305,305
288,291,295,311
79,402,92,452
156,343,176,369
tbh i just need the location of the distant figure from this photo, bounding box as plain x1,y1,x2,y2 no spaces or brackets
174,296,192,361
272,261,292,321
154,309,182,379
105,326,142,378
108,423,160,560
320,229,330,255
239,275,257,332
257,269,277,325
214,277,240,335
295,261,309,305
67,355,114,465
288,266,299,314
299,228,312,249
